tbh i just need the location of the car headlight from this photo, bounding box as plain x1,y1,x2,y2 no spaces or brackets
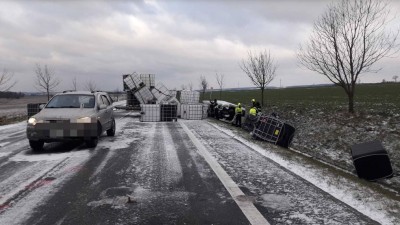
76,117,92,123
28,118,37,125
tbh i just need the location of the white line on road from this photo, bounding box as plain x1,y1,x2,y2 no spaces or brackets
179,121,270,225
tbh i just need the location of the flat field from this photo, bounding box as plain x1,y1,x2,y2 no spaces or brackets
208,83,400,114
0,95,48,125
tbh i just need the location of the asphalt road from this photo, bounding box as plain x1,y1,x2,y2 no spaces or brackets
0,110,379,225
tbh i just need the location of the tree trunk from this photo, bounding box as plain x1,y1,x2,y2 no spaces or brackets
348,91,354,113
261,87,265,107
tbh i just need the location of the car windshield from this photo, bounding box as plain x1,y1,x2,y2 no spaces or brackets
46,94,95,108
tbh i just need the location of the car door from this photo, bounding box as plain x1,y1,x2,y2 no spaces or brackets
100,95,113,129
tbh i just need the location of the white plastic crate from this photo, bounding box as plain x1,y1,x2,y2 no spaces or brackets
169,90,177,99
140,104,160,122
181,104,204,120
123,73,145,91
140,74,155,88
151,83,171,103
202,104,209,119
180,91,200,104
134,87,155,104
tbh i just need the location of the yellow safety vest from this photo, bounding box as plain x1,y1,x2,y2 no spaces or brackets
249,107,257,116
235,106,242,114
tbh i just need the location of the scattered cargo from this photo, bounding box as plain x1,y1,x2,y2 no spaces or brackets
123,73,204,121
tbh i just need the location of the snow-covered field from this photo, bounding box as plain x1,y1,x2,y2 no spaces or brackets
266,105,400,193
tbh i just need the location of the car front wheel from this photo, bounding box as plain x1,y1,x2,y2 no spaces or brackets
85,137,98,148
107,119,116,137
29,140,44,151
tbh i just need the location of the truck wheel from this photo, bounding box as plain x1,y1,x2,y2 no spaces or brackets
29,140,44,152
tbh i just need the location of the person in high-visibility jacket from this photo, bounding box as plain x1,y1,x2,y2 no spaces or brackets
235,103,243,127
252,99,256,107
249,107,257,116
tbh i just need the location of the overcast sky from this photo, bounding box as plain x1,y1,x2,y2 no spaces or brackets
1,0,399,92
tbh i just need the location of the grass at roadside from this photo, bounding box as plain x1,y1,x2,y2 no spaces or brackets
206,83,400,114
0,115,27,126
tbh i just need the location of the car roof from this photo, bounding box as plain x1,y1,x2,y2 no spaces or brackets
56,91,108,96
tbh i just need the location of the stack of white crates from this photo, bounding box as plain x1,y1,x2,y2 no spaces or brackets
123,74,206,121
179,90,205,120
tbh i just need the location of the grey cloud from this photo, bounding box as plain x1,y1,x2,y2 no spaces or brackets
0,0,399,92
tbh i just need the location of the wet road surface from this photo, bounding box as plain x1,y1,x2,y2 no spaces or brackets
0,111,379,224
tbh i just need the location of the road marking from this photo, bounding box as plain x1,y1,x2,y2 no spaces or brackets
179,121,270,225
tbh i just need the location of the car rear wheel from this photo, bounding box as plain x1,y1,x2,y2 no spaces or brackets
29,140,44,151
107,119,116,137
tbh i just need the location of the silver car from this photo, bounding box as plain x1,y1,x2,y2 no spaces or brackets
26,91,116,151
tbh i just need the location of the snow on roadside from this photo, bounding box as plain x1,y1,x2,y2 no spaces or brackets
0,121,26,132
209,122,399,225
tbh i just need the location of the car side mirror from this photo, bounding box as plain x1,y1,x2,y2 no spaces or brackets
39,104,45,109
98,104,107,110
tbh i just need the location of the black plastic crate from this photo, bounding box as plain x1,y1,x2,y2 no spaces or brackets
252,115,295,148
351,141,393,181
161,104,177,121
27,103,46,118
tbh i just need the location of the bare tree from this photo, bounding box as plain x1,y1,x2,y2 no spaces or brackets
240,50,277,107
215,72,225,99
393,75,399,82
85,80,97,92
188,82,193,91
35,64,61,101
114,88,120,101
199,75,208,100
71,77,78,91
0,69,17,91
298,0,399,113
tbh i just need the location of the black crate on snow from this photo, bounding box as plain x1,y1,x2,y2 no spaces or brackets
351,141,393,181
252,115,295,148
161,104,177,121
27,103,46,118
